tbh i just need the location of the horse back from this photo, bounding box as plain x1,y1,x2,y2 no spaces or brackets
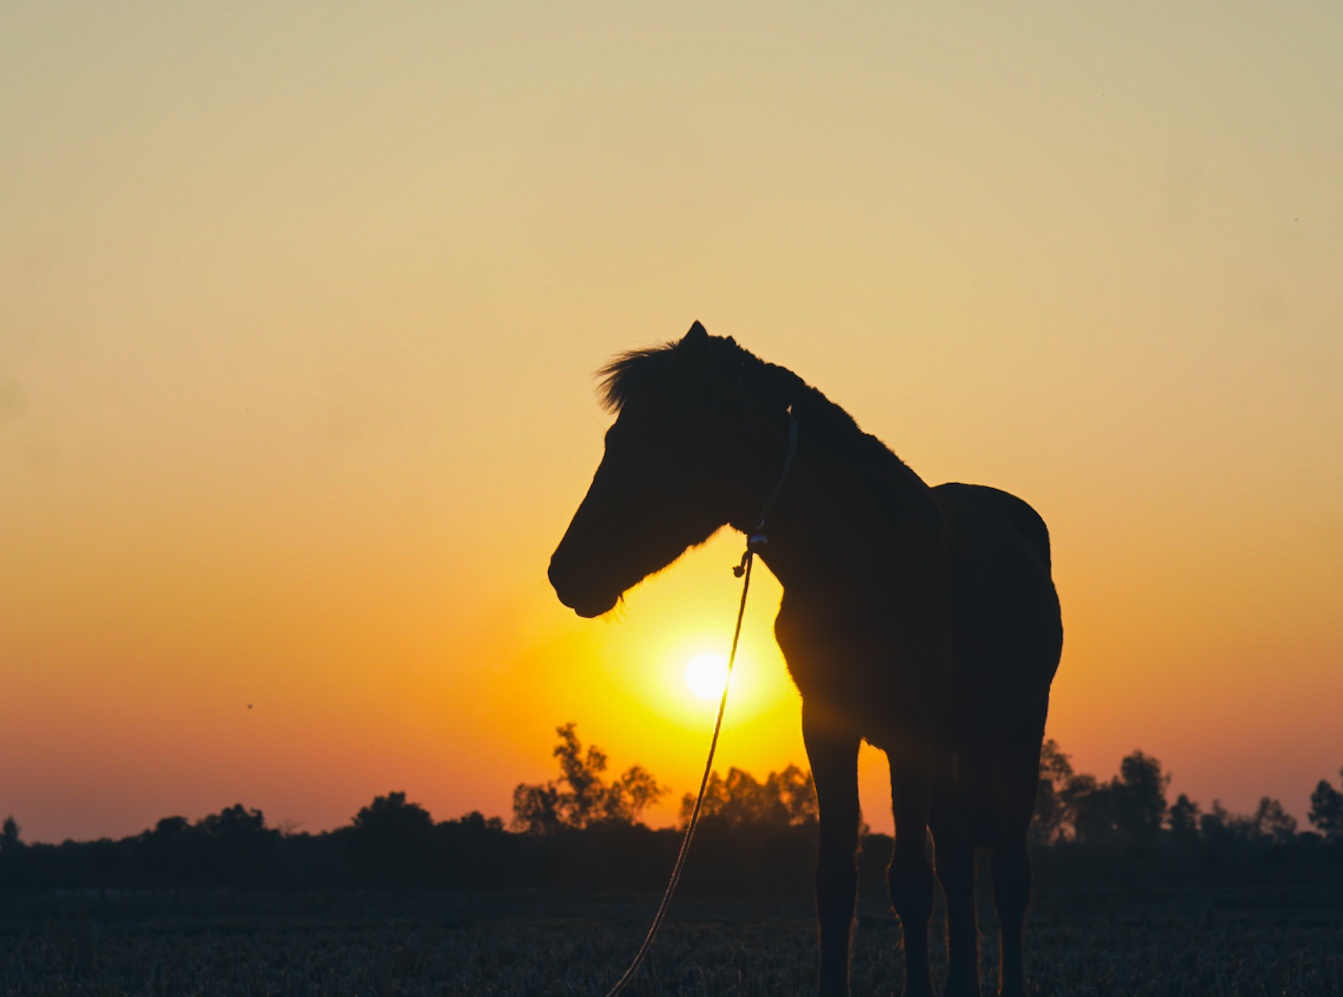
932,482,1063,747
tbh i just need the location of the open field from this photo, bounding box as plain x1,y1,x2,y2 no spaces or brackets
2,898,1341,996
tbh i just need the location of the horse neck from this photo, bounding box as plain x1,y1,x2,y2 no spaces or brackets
751,398,941,598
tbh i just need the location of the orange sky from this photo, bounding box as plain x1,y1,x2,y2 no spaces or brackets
2,3,1341,842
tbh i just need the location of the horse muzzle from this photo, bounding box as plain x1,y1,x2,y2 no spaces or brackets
547,558,620,619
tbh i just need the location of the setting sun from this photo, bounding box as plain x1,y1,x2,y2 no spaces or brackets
684,652,730,702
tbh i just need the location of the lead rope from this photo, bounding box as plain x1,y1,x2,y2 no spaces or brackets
602,411,796,997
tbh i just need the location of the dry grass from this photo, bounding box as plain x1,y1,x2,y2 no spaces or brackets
3,909,1341,996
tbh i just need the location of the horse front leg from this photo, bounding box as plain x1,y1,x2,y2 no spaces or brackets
890,756,936,997
803,707,861,997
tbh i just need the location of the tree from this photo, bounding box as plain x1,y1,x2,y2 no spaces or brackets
140,816,199,888
1062,772,1111,844
1197,797,1296,845
551,723,610,828
1167,793,1201,838
605,764,670,824
353,792,434,838
1249,796,1297,844
195,804,279,887
1058,750,1170,845
1307,770,1343,841
201,804,269,840
511,782,564,835
1030,739,1075,846
349,791,435,887
0,817,21,854
1110,750,1169,840
680,765,818,828
447,810,504,833
512,723,668,833
1200,799,1241,842
770,764,820,826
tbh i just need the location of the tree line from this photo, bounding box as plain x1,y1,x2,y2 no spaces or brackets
2,725,1342,901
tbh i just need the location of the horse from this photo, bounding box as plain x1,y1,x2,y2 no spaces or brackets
549,322,1063,997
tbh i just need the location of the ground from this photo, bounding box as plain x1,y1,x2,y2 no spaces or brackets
2,894,1340,996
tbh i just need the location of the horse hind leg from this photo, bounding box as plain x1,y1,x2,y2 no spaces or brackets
989,701,1049,997
931,826,979,997
931,752,991,997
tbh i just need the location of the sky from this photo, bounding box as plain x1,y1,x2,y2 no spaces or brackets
2,2,1341,843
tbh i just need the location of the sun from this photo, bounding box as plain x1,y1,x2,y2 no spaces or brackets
684,651,730,702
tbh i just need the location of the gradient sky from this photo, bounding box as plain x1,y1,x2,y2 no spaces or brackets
3,3,1341,843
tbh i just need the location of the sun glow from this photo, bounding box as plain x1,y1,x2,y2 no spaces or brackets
684,652,730,702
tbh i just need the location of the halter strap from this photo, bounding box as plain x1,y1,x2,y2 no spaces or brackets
748,409,798,549
732,411,796,579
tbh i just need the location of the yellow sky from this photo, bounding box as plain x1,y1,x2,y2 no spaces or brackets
2,3,1341,841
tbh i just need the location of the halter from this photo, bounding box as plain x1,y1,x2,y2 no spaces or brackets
736,408,798,574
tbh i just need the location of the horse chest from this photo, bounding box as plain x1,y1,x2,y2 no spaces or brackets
774,593,950,735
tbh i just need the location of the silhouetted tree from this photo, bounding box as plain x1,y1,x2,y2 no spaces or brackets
0,817,23,889
1198,796,1297,845
195,804,280,887
0,817,21,854
139,816,198,887
512,723,667,833
1111,750,1169,841
353,792,434,837
449,810,504,834
1248,796,1297,844
1167,793,1201,838
680,765,818,828
604,764,669,824
440,811,511,895
1062,773,1110,843
1308,770,1343,841
1200,800,1240,842
1030,739,1074,846
552,723,609,826
349,791,435,888
202,803,268,840
511,782,564,835
1061,750,1169,845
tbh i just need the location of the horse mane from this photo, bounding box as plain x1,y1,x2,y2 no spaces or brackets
599,333,813,417
598,332,927,524
597,340,679,413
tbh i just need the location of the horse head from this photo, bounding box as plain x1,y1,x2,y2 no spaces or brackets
549,322,789,618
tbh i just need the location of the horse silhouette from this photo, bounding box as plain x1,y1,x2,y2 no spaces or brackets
549,322,1062,997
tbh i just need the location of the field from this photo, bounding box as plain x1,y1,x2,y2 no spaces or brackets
3,896,1342,996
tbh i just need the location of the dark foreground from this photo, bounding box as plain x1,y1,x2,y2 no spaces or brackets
2,896,1341,997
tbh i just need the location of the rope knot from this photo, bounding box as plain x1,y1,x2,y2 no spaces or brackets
732,549,752,578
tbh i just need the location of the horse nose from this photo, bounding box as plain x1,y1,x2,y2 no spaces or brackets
548,550,575,603
548,549,615,618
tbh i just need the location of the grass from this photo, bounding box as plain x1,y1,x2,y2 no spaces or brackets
3,900,1342,996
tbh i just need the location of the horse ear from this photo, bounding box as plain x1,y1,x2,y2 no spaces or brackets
675,321,712,374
